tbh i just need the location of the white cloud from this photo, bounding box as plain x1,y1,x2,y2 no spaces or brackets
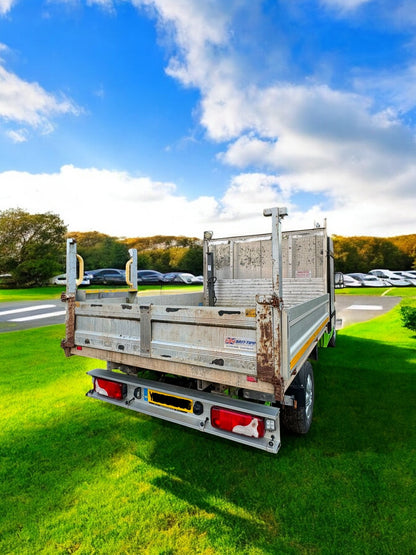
354,64,416,115
6,128,28,142
0,43,9,57
0,165,414,239
86,0,115,10
0,0,15,16
0,64,81,138
319,0,373,12
50,0,115,9
133,1,416,237
0,165,219,237
2,1,414,238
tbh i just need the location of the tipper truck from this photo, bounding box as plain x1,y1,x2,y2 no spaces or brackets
62,207,336,454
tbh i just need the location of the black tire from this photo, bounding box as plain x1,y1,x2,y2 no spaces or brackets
280,361,314,435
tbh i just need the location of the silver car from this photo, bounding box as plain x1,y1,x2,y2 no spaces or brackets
51,273,90,286
369,269,411,287
342,274,362,287
348,273,387,287
392,271,416,286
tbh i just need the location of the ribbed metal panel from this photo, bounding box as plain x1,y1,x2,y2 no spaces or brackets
282,278,325,308
214,279,273,307
214,277,325,308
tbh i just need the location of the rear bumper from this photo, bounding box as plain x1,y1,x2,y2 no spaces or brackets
86,368,281,454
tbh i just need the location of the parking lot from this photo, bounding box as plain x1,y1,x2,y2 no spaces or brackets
0,300,65,332
335,295,401,328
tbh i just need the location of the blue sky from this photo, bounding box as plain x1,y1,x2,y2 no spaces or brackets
0,0,415,238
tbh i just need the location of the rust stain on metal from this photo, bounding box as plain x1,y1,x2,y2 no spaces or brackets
256,304,274,382
272,375,284,403
256,296,284,402
61,294,75,357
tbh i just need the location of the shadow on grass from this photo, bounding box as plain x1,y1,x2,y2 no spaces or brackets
140,332,416,552
1,330,415,553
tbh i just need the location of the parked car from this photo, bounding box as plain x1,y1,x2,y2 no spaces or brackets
51,274,90,286
368,269,411,287
342,274,362,287
86,268,126,285
391,271,416,286
137,270,164,284
334,272,345,288
163,272,199,284
347,273,387,287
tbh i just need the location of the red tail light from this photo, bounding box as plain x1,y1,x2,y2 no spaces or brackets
94,378,126,400
211,407,265,438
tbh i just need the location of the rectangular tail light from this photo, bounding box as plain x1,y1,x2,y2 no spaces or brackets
94,378,126,400
211,406,265,438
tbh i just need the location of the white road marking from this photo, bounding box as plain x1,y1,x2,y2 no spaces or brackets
346,304,383,310
0,304,56,316
10,310,66,322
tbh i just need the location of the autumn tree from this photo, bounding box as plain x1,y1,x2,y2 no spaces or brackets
390,235,416,269
122,235,202,274
333,235,413,273
0,209,67,286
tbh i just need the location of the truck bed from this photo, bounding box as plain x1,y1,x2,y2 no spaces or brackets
65,287,330,401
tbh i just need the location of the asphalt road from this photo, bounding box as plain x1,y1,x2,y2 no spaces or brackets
334,294,401,329
0,299,66,333
0,294,402,333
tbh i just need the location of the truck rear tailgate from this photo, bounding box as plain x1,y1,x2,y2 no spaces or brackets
74,296,257,376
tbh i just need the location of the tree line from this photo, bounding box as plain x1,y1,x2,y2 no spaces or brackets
0,209,203,287
0,208,414,287
332,235,415,274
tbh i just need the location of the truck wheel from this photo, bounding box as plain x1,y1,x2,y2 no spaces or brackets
281,361,314,435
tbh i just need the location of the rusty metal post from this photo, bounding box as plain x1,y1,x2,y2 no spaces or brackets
61,238,77,356
256,207,288,401
263,206,287,300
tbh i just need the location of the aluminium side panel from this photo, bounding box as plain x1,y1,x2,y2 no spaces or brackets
282,294,330,381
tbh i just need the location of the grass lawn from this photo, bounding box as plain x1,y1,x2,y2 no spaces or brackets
1,302,415,553
336,286,415,297
0,284,202,303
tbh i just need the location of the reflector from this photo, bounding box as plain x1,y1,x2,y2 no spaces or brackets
94,378,126,400
211,407,265,438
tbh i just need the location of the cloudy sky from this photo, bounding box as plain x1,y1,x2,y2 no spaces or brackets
0,0,415,239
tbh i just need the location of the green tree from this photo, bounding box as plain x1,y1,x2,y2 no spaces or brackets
0,208,67,286
179,245,203,275
332,236,361,273
400,305,416,333
147,249,172,273
137,252,151,270
69,231,129,270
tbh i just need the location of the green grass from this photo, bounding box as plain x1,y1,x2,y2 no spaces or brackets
0,286,65,302
1,304,416,554
336,286,415,297
0,284,202,303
